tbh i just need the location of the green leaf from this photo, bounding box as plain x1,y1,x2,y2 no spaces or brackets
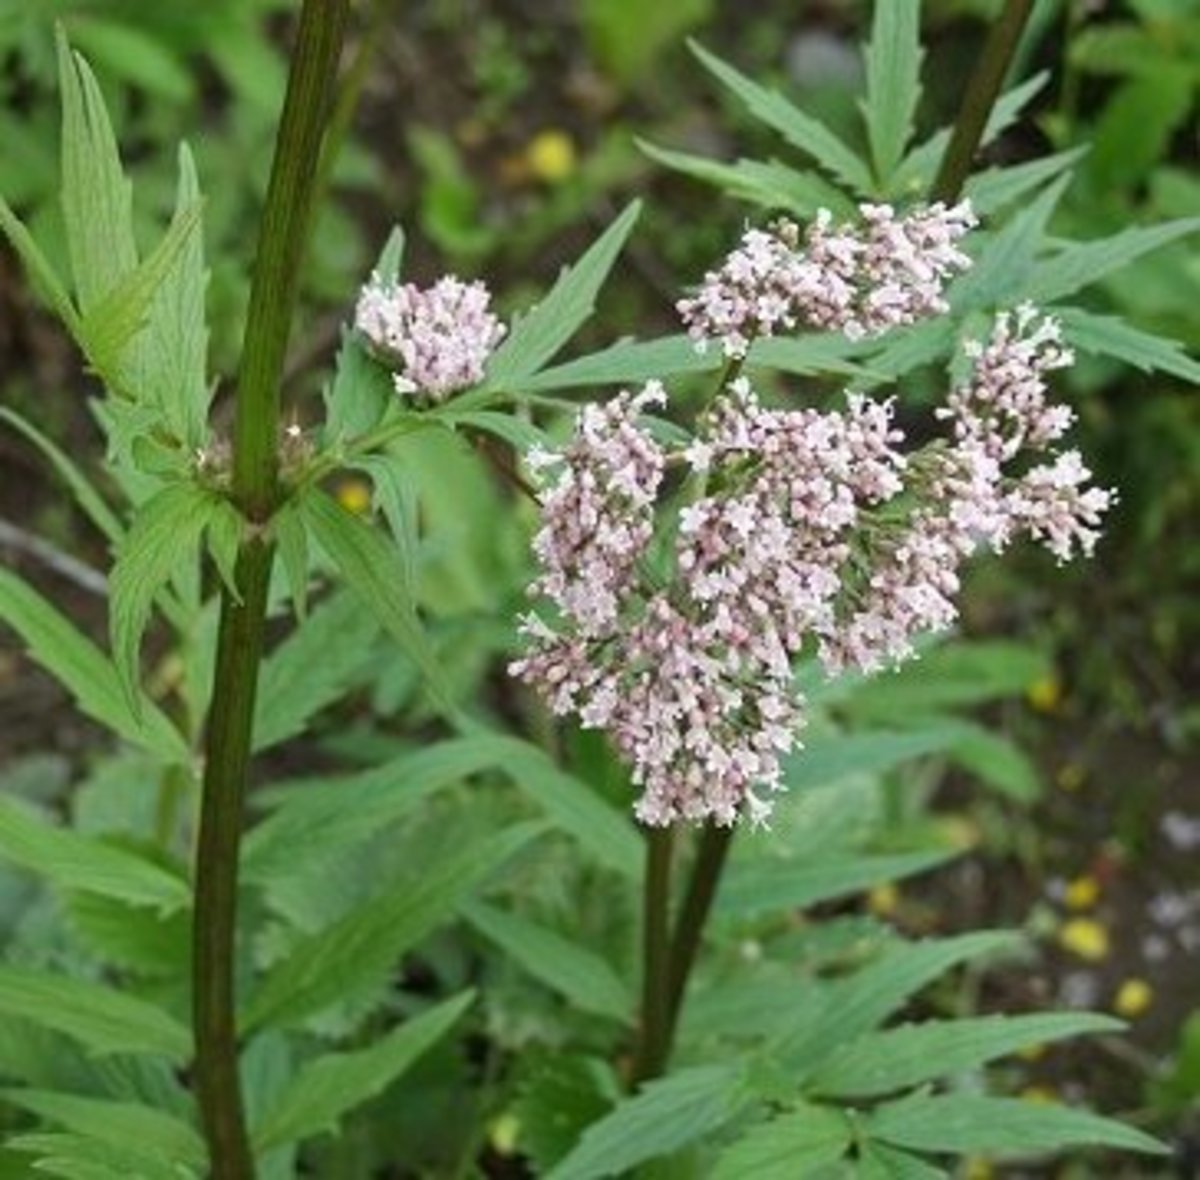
513,1054,620,1172
638,140,855,217
109,481,218,710
1026,217,1200,305
0,568,186,761
0,407,124,545
68,19,193,103
0,1089,205,1170
548,1065,751,1180
0,194,82,335
689,41,872,194
0,796,190,912
964,147,1088,218
718,851,956,919
254,991,473,1150
948,725,1042,803
809,1013,1121,1099
462,902,632,1023
272,502,310,621
299,487,455,717
324,329,395,443
783,726,962,793
438,408,550,452
56,26,138,313
63,892,190,978
520,334,720,394
866,1093,1168,1158
862,0,922,185
243,822,544,1033
252,591,379,752
748,333,869,379
8,1132,193,1180
711,1103,852,1179
856,1141,948,1179
484,201,642,389
373,225,405,283
1059,306,1200,384
0,967,191,1063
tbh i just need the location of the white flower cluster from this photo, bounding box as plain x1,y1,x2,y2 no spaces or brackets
678,201,976,357
512,307,1112,828
354,274,506,400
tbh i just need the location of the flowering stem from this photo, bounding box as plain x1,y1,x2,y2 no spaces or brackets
192,2,348,1176
664,824,734,1040
932,0,1036,203
631,826,675,1085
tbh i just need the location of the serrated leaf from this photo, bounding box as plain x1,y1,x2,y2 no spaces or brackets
0,1089,205,1170
1026,217,1200,305
254,991,473,1150
809,1012,1121,1099
463,902,632,1022
856,1141,948,1179
252,591,379,752
272,502,310,621
964,147,1088,218
243,822,544,1033
0,407,124,545
63,892,190,978
1058,306,1200,384
520,334,720,394
548,1064,751,1180
718,851,955,919
484,201,641,389
109,481,218,710
689,41,872,194
0,967,191,1062
324,329,395,443
299,486,455,717
514,1054,620,1171
0,194,82,334
862,0,922,184
867,1093,1167,1158
438,408,550,452
749,333,869,378
7,1132,192,1180
0,796,190,912
711,1103,851,1179
56,26,138,312
0,568,185,760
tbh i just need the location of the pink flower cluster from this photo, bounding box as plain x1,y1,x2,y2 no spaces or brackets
355,275,506,400
678,201,976,357
512,306,1112,828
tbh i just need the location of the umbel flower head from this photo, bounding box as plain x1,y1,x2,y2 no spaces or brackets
512,264,1112,826
355,274,506,400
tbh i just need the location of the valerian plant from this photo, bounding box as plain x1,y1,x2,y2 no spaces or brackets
0,1,1192,1176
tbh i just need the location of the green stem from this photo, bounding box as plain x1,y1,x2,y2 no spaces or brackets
664,824,734,1043
192,2,349,1176
931,0,1037,204
631,826,675,1085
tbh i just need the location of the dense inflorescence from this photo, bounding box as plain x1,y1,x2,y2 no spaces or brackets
355,274,506,399
512,208,1112,828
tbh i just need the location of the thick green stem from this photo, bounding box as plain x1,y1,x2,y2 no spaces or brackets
931,0,1036,203
192,2,349,1176
631,827,675,1085
664,824,734,1042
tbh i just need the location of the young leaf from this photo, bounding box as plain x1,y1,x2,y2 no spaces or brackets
252,591,379,752
808,1012,1122,1099
56,27,138,312
299,487,455,717
0,967,191,1063
0,568,185,761
862,0,923,185
689,41,873,195
109,481,218,709
866,1093,1167,1158
253,991,473,1150
711,1103,852,1179
0,195,82,335
483,201,641,390
243,822,544,1033
548,1064,751,1180
718,850,956,919
462,902,633,1023
0,1089,206,1171
0,407,124,545
1025,217,1200,305
1058,306,1200,385
0,796,190,913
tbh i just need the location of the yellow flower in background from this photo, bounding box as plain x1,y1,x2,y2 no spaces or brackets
335,477,373,515
1017,1042,1047,1062
1114,978,1154,1019
488,1112,520,1155
1064,874,1101,911
1056,762,1087,792
867,882,899,917
526,129,577,184
1026,675,1063,713
1020,1084,1059,1105
964,1158,995,1180
1057,917,1110,961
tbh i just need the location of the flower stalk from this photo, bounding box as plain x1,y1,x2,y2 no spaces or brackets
631,826,675,1085
192,2,349,1175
